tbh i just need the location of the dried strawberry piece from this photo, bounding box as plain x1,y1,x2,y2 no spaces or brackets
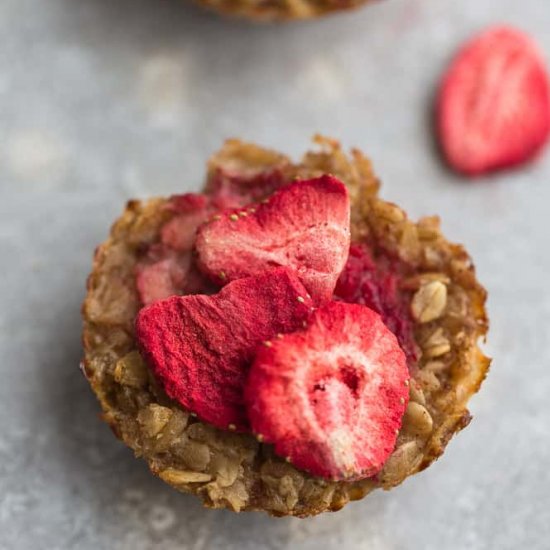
196,176,350,304
136,250,189,306
135,268,314,431
167,193,210,215
438,26,550,175
135,194,214,305
335,243,419,366
161,194,213,252
136,247,209,306
206,168,287,210
245,301,409,480
160,212,211,253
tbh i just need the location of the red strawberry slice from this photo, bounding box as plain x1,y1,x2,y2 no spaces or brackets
438,26,550,176
245,301,409,480
196,175,350,304
135,268,313,431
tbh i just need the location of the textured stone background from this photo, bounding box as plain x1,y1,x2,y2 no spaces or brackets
1,0,550,548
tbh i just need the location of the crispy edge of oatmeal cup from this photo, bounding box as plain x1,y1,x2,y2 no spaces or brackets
81,136,490,517
194,0,375,22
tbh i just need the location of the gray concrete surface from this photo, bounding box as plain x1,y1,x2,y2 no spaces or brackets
1,0,550,548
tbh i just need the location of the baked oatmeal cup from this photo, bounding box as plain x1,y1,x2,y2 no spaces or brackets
82,136,489,517
196,0,374,21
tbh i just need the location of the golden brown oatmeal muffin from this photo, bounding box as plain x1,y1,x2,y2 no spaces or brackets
195,0,375,21
81,136,489,517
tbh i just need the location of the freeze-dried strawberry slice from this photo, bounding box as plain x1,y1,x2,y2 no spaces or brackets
438,26,550,175
196,176,350,304
245,302,409,480
135,268,313,431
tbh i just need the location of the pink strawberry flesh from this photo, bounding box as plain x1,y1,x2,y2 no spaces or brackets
196,175,351,304
335,243,420,366
160,193,212,252
438,26,550,176
245,301,409,480
135,194,214,305
206,167,287,210
135,267,314,431
136,246,209,306
136,249,190,306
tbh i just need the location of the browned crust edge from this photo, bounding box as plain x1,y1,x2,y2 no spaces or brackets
194,0,375,22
